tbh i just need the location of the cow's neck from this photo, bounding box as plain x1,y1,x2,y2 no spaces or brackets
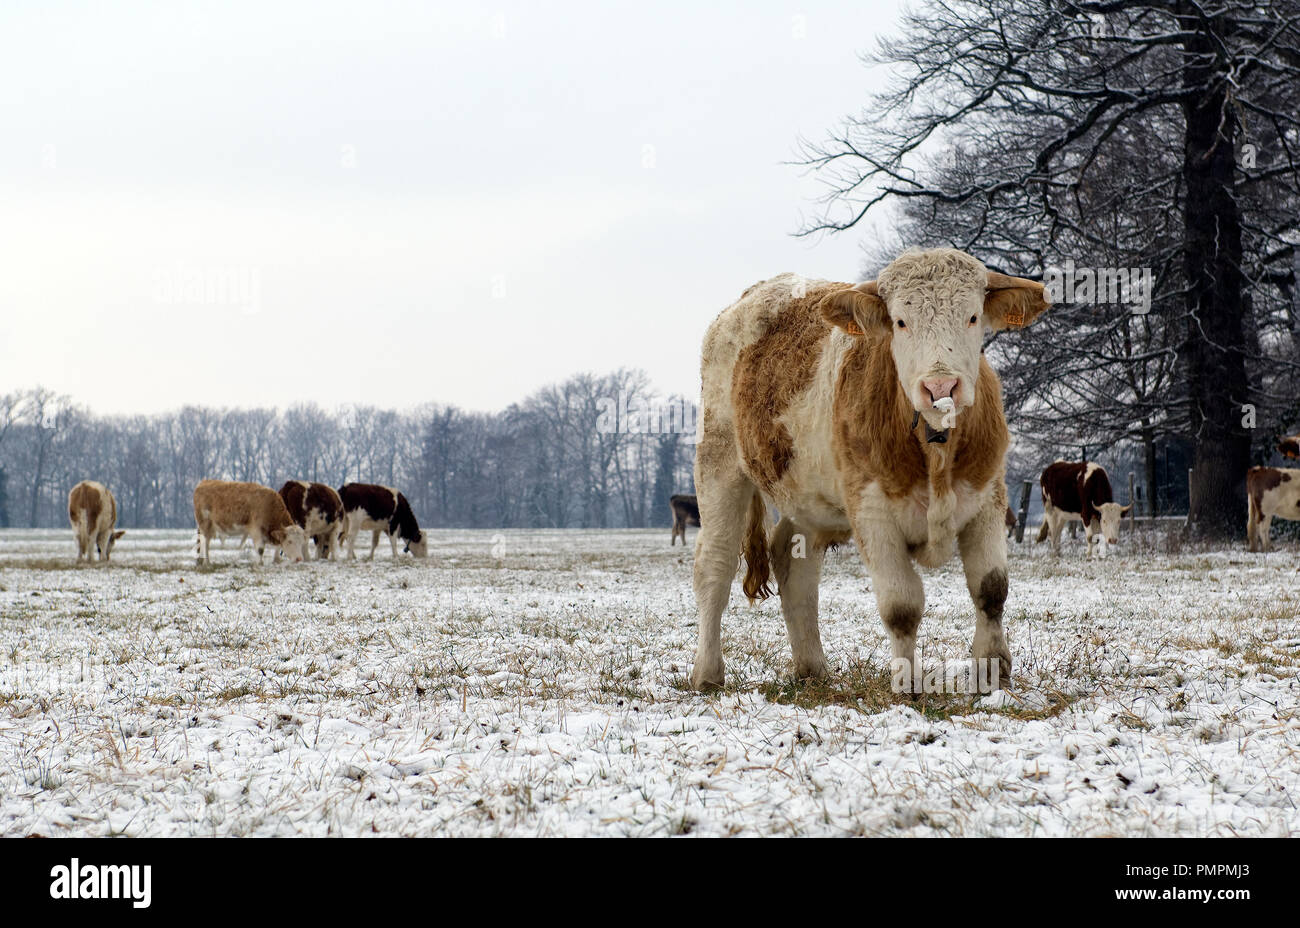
891,361,963,567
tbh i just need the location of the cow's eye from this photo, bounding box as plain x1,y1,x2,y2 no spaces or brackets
896,319,906,329
969,314,978,325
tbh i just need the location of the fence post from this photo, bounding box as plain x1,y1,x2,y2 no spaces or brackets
1015,479,1032,544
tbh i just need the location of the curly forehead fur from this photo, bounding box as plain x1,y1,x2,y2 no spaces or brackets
875,247,987,301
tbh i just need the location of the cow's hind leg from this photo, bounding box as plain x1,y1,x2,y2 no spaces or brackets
771,518,827,679
690,469,756,692
958,501,1012,692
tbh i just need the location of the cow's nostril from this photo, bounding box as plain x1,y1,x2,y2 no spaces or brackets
922,378,958,401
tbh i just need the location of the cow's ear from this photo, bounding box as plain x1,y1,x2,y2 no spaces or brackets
984,272,1050,330
112,530,126,540
819,281,889,337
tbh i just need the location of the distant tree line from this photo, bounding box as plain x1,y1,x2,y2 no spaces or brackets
0,371,697,530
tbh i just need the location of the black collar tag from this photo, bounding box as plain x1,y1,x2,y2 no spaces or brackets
911,410,950,444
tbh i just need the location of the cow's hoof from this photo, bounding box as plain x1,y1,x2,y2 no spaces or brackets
690,662,725,692
973,647,1012,694
793,657,828,680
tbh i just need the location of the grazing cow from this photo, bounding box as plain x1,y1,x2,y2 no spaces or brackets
68,480,125,562
1035,461,1130,557
1247,466,1300,551
1278,434,1300,460
193,480,307,564
689,248,1049,691
337,483,429,559
278,481,345,560
670,493,700,546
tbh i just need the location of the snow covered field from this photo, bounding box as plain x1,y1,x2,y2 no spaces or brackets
0,525,1297,837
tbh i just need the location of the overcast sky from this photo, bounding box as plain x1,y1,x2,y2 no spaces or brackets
0,0,903,416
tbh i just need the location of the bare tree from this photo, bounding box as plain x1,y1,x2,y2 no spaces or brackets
799,0,1300,537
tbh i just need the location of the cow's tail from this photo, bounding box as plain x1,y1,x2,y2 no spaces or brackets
741,490,773,603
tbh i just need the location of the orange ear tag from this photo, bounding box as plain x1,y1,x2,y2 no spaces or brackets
845,323,864,336
1003,308,1025,327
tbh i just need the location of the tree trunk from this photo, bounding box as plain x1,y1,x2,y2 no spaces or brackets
29,437,48,528
1181,19,1250,539
1142,422,1158,518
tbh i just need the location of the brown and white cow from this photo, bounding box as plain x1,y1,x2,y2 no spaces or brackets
1278,434,1300,460
278,481,345,560
68,480,125,562
193,480,307,564
1035,461,1130,558
1247,466,1300,551
670,493,700,546
337,483,428,559
689,248,1049,691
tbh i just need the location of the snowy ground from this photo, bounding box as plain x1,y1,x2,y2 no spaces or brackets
0,524,1297,837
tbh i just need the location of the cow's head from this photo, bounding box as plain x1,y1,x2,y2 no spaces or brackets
820,248,1050,430
405,530,429,559
1088,502,1132,552
100,529,125,560
274,525,308,563
1278,434,1300,460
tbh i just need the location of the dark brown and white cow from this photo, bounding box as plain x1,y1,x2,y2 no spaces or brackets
337,483,428,559
68,480,125,562
689,248,1050,691
278,481,346,560
1278,434,1300,460
1247,466,1300,551
193,480,307,564
670,493,700,546
1036,461,1130,557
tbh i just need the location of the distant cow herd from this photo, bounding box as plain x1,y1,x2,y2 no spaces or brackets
68,478,428,565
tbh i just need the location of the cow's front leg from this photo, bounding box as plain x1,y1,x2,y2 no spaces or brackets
856,515,925,683
1048,513,1065,556
958,501,1012,691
